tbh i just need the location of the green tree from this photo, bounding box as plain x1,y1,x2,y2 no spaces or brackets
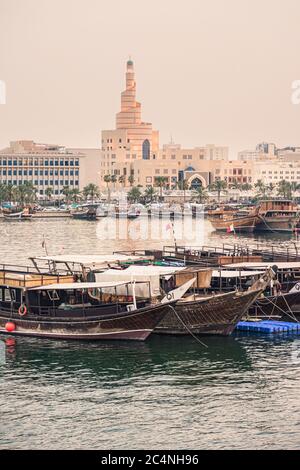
111,174,117,190
62,186,72,204
240,183,252,201
103,175,112,203
118,175,126,188
230,181,241,190
178,179,190,203
155,176,168,201
254,179,267,199
45,187,53,202
209,179,228,202
144,186,157,203
5,183,15,204
193,186,208,204
14,182,37,207
291,181,300,198
277,180,292,199
82,183,100,202
70,188,81,203
0,183,8,205
128,186,142,203
128,175,135,187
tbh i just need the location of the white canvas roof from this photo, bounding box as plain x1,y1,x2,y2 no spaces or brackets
29,280,133,291
32,254,152,268
224,262,300,269
102,265,186,277
212,270,264,278
94,265,186,297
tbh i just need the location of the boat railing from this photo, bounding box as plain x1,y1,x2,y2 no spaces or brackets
162,242,300,263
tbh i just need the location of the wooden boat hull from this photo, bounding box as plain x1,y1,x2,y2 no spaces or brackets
255,217,298,232
209,215,257,233
248,291,300,317
72,212,97,220
4,214,32,221
155,289,260,336
0,302,173,341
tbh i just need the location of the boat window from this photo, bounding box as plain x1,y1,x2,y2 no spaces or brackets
47,290,60,301
4,289,11,302
10,289,16,301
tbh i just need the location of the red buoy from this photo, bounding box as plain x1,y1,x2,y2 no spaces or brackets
5,322,16,332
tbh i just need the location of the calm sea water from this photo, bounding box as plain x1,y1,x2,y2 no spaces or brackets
0,217,300,449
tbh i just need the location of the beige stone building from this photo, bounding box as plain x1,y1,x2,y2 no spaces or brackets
100,60,230,191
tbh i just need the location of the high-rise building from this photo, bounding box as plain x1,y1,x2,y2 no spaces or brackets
0,140,86,198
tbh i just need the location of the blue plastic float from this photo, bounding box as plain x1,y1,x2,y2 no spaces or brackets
236,320,300,334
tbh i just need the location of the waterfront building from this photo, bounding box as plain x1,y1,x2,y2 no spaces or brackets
0,140,86,198
254,160,300,185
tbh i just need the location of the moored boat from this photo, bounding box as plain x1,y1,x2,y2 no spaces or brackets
256,199,300,232
90,263,276,336
72,207,97,220
0,268,178,341
208,207,258,233
155,288,261,336
3,209,32,221
155,266,276,335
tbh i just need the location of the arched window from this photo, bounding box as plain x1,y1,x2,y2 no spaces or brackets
142,139,150,160
190,177,203,190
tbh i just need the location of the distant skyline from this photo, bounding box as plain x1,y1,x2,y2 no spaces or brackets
1,0,300,158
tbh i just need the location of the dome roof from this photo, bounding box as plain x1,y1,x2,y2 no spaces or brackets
127,59,134,66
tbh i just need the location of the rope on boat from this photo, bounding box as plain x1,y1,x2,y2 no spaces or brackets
258,215,298,235
256,294,300,322
258,215,280,233
167,304,208,348
282,294,299,322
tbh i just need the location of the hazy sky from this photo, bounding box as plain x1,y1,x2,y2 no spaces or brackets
1,0,300,157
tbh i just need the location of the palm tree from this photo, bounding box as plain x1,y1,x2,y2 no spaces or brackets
267,182,276,196
193,186,208,204
14,182,37,207
111,174,117,191
178,179,190,203
209,179,228,202
277,180,292,199
128,186,142,203
291,181,300,198
254,179,267,199
6,183,15,204
118,175,126,188
230,181,241,190
82,183,100,202
62,186,72,204
103,175,112,203
0,183,8,205
240,183,252,201
155,176,168,201
70,188,81,203
45,187,53,202
144,186,157,203
128,175,135,187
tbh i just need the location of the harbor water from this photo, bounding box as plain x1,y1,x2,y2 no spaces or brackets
0,217,300,449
